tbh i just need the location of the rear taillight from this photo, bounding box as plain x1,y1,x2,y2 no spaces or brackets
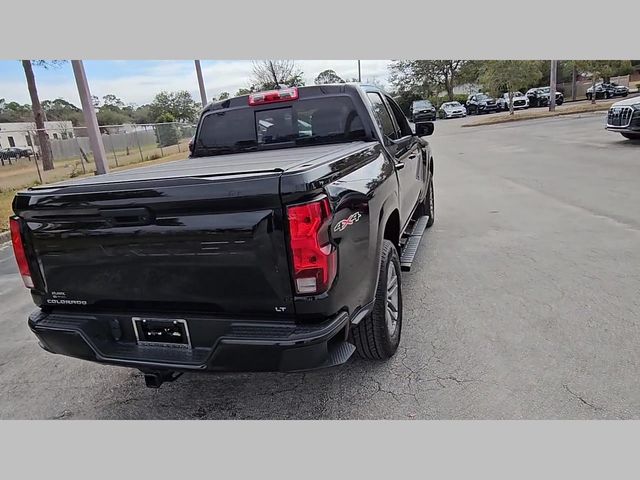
249,87,299,106
287,197,337,295
9,217,34,289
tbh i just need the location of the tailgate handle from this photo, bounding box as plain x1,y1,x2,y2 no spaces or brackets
99,207,153,226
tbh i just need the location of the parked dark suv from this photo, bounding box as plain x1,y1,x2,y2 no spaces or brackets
410,100,437,121
587,82,629,100
526,87,564,107
465,93,499,114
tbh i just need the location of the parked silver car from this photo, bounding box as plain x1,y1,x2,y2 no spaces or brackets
438,101,467,119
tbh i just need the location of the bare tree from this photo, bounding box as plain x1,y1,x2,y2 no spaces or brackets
22,60,55,170
430,60,466,100
251,60,304,90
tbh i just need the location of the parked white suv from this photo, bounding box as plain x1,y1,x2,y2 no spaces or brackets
497,92,529,111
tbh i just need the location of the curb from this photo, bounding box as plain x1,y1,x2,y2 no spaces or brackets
461,107,610,128
461,92,640,128
0,230,10,245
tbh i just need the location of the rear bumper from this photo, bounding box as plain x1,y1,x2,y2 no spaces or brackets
28,309,354,373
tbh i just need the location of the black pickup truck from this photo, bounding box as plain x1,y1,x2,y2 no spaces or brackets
10,84,436,388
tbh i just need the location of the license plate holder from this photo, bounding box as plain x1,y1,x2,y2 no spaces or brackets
132,317,191,349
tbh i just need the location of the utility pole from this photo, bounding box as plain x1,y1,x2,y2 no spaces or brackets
71,60,109,175
357,60,361,82
549,59,557,112
571,63,577,102
194,60,208,107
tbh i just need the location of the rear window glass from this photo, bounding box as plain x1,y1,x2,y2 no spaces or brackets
195,96,366,155
413,100,432,108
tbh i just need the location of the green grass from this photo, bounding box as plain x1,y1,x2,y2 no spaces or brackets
0,141,191,233
0,190,15,232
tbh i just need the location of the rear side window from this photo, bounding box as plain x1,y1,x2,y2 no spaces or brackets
366,92,397,140
197,109,256,152
195,96,366,155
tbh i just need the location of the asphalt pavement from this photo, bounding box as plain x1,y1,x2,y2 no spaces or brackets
1,111,639,419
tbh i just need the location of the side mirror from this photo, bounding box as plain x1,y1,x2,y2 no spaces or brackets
415,121,434,137
188,137,195,154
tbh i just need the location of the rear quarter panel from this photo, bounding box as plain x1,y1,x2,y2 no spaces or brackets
280,142,398,322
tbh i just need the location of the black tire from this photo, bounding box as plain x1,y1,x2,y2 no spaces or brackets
415,169,435,225
621,133,640,140
351,240,402,360
425,176,435,228
557,98,564,106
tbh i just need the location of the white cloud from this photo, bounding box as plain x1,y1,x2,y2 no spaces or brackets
1,60,393,106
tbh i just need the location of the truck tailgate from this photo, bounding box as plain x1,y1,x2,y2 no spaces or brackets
16,173,295,317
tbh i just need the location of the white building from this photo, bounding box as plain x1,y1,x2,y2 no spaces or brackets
437,83,483,98
0,121,75,149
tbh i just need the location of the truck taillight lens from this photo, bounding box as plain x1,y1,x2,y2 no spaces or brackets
287,197,337,295
9,217,34,289
249,87,299,106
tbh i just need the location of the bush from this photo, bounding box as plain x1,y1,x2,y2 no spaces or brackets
68,161,83,178
179,124,196,141
155,113,179,147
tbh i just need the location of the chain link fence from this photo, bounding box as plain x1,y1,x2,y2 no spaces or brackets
0,122,195,192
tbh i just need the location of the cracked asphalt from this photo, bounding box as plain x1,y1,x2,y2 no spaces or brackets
1,111,639,419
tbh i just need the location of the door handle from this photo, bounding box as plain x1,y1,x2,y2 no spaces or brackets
408,153,417,159
395,162,405,171
100,207,153,226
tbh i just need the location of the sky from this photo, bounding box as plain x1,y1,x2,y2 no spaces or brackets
0,60,393,106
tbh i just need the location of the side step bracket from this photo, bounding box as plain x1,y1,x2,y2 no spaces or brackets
400,215,430,271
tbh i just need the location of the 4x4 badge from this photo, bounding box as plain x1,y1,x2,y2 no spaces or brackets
334,212,362,232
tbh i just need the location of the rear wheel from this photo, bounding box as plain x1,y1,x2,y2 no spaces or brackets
351,240,402,360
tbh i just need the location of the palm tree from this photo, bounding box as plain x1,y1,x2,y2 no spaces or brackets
21,60,55,170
